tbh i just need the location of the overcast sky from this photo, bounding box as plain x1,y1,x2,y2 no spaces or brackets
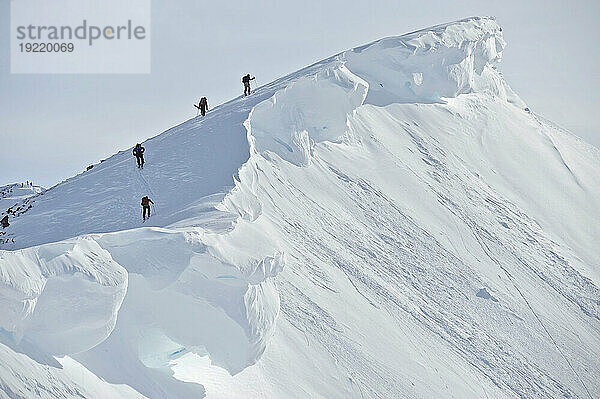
1,0,598,188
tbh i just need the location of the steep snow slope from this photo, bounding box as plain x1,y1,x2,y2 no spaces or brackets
1,17,600,399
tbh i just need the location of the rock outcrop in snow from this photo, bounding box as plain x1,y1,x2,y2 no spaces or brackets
1,16,599,399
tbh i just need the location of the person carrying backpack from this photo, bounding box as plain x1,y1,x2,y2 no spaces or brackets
141,196,154,221
242,74,255,96
133,143,145,168
194,97,209,116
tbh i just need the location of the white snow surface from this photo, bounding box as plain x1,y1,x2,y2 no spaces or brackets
1,16,600,399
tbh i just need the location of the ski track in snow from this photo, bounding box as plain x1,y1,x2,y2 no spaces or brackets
1,16,600,399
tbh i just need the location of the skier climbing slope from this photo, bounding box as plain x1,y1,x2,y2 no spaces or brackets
133,143,145,168
195,97,209,116
140,195,154,221
242,73,255,96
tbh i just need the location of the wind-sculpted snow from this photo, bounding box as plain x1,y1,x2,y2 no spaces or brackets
1,16,600,399
0,237,127,355
94,226,283,373
67,226,283,399
248,66,368,166
0,344,147,399
344,17,519,107
0,224,284,398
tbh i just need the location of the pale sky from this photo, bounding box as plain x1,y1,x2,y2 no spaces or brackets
1,0,599,188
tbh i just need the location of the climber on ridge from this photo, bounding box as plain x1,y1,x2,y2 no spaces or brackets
194,97,209,116
133,143,145,169
242,74,255,96
141,195,154,221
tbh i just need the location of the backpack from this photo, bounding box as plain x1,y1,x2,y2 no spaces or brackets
141,196,149,206
200,97,207,106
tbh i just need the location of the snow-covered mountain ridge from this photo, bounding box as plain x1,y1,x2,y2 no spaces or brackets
1,17,599,399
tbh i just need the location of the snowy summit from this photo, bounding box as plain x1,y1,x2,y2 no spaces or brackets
1,17,599,399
